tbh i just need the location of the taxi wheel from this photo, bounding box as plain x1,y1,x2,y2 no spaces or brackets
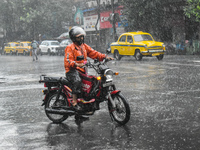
156,54,164,60
135,50,142,61
23,51,26,56
114,50,121,60
10,51,13,55
16,51,18,56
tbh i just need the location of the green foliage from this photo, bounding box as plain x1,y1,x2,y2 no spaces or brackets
184,0,200,21
120,0,185,41
0,0,73,41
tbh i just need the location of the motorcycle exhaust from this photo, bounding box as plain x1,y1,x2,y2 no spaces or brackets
45,108,75,115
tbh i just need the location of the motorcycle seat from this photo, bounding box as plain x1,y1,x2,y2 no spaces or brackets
43,76,60,82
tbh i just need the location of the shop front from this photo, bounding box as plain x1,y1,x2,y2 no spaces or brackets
99,7,124,50
83,11,100,50
82,6,125,52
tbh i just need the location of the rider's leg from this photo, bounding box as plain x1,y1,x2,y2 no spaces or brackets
66,70,82,111
72,94,77,106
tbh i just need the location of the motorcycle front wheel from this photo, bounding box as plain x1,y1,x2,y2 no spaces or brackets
45,93,68,123
108,93,130,125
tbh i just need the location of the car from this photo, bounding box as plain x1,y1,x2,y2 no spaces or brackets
56,39,72,56
110,31,166,61
16,41,32,56
39,40,60,55
3,42,19,55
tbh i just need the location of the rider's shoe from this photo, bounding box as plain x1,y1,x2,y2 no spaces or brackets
95,102,100,110
75,115,89,120
73,104,83,112
75,115,89,125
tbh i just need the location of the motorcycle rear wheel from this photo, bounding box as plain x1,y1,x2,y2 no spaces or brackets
45,93,68,123
108,93,130,125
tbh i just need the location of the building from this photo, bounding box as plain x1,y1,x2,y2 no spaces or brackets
72,0,122,51
72,0,199,53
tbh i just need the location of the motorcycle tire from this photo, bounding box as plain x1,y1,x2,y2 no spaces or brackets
45,92,69,123
108,93,130,125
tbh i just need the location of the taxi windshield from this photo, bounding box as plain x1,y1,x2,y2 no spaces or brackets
23,43,31,46
10,43,18,46
134,34,153,42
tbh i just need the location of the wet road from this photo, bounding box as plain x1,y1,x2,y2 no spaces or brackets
1,55,200,149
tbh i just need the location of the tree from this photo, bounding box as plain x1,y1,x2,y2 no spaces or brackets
184,0,200,21
0,0,74,41
0,0,23,41
120,0,186,41
19,0,74,40
120,0,163,37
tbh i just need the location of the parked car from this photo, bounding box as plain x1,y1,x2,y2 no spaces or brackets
110,31,166,61
56,39,72,55
3,42,19,55
16,41,32,56
39,40,60,55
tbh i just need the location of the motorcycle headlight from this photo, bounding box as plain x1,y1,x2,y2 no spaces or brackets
104,69,113,82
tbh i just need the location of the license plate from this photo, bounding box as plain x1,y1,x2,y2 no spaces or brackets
152,53,160,56
103,82,113,87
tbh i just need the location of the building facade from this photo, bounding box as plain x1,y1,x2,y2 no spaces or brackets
72,0,122,51
72,0,199,53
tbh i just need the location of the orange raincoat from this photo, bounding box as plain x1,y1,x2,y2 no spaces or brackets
64,43,106,73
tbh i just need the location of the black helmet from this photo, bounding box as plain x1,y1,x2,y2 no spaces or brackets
69,26,86,45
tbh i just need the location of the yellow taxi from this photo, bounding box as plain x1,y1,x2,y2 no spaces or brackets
4,42,19,55
16,41,32,55
110,31,166,61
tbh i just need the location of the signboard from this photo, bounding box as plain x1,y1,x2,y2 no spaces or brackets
116,27,125,36
84,15,100,31
100,9,122,29
74,8,84,25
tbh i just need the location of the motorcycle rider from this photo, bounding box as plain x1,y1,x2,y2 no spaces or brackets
64,26,113,112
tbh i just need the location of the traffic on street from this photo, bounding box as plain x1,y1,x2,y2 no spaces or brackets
1,55,200,149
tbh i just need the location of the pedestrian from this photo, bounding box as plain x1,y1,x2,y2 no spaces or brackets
31,39,38,61
64,26,113,112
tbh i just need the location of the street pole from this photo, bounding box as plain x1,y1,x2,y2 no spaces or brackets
111,0,116,41
95,0,101,51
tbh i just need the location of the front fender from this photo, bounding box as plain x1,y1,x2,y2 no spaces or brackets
110,90,120,95
108,90,121,108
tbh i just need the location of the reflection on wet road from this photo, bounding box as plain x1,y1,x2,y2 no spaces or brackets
1,55,200,149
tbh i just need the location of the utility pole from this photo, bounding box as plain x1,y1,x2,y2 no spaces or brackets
95,0,101,51
111,0,116,41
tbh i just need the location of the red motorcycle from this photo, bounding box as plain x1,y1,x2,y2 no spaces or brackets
39,58,130,125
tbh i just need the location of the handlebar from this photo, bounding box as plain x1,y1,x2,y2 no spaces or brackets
85,57,113,68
